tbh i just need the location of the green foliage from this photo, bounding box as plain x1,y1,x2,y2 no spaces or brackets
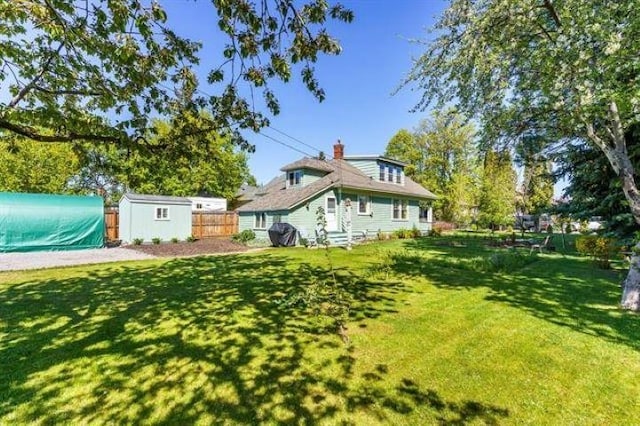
186,235,197,243
1,0,352,151
385,111,480,224
478,150,516,230
171,237,179,244
393,228,413,239
151,237,161,245
0,139,80,193
411,225,422,238
575,236,618,269
232,229,256,244
132,238,143,245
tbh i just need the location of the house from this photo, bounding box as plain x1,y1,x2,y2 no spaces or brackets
119,193,192,243
189,196,227,212
0,192,104,252
231,183,261,210
237,142,436,242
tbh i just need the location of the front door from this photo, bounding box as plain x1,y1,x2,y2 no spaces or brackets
325,196,338,231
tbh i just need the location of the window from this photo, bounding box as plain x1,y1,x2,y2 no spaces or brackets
196,203,203,209
326,197,336,214
379,164,385,181
155,207,169,220
392,199,408,220
387,165,394,182
254,212,267,229
396,167,402,184
288,170,302,187
358,195,370,215
419,206,431,222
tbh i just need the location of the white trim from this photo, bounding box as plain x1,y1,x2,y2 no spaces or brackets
357,194,371,215
154,206,170,221
253,212,267,229
391,198,408,221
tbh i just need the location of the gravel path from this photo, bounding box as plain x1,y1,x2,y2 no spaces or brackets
0,248,157,272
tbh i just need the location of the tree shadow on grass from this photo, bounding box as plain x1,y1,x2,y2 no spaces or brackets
0,252,508,424
398,237,639,351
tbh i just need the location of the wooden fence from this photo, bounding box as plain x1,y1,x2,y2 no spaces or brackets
105,209,119,241
103,210,239,241
192,211,238,238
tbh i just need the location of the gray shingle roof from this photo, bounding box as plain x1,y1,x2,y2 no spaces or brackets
122,193,192,205
237,158,437,212
280,157,335,172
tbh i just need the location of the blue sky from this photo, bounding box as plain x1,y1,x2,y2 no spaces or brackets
164,0,448,184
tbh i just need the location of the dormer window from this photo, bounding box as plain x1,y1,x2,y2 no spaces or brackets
396,167,402,184
387,165,394,182
288,170,302,187
377,161,404,185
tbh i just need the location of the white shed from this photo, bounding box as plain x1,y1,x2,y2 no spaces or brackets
189,196,227,212
119,193,192,244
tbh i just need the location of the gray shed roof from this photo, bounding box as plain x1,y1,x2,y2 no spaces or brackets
237,159,437,212
122,193,192,205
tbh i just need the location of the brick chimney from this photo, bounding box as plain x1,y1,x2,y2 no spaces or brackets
333,139,344,160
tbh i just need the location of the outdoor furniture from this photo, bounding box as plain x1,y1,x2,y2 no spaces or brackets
298,228,317,247
530,235,551,254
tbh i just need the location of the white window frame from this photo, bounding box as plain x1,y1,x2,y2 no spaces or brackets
254,212,267,229
392,199,408,221
357,195,371,215
379,164,386,181
288,170,303,187
396,166,402,184
387,165,394,182
154,206,169,221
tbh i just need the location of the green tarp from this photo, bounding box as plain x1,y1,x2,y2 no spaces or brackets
0,192,104,252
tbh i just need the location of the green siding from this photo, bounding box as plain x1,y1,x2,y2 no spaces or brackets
120,200,192,243
238,189,432,242
238,210,289,239
344,159,379,179
302,169,326,186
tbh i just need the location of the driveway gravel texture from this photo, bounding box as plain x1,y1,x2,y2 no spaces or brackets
0,239,250,272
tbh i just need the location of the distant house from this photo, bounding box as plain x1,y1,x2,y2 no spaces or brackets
237,142,436,241
119,193,192,243
189,196,227,212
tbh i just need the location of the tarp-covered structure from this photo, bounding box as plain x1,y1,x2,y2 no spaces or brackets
0,192,104,252
268,222,297,247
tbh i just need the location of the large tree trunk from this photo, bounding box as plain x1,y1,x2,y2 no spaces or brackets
585,101,640,311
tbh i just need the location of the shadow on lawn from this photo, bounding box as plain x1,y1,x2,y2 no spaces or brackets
0,253,508,424
399,237,639,351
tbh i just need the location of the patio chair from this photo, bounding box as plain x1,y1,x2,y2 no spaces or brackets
298,228,317,247
530,235,551,254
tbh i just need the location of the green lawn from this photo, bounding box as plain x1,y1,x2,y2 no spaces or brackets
1,235,638,424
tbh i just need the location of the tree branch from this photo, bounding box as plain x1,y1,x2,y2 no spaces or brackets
8,43,65,108
34,86,105,97
542,0,562,27
0,119,121,144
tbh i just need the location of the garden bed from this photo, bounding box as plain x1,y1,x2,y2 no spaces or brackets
124,238,248,257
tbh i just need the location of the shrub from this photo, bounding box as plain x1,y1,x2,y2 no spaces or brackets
171,237,179,243
186,235,197,243
576,235,618,268
232,229,256,244
132,238,143,246
411,225,422,238
428,227,442,237
394,228,410,239
151,237,161,245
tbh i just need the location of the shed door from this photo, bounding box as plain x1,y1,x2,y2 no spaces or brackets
326,196,338,231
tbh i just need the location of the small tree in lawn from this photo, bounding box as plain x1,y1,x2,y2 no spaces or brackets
478,149,516,231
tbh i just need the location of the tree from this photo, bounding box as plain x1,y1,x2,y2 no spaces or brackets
0,0,353,151
478,150,516,230
406,0,640,310
73,114,251,201
385,111,479,223
0,137,80,193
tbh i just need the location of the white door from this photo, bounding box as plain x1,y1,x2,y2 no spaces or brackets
325,196,338,231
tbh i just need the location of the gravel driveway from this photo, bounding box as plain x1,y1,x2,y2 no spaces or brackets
0,248,157,272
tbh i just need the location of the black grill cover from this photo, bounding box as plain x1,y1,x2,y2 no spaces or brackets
268,223,297,247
